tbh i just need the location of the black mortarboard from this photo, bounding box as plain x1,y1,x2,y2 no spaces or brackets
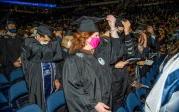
37,24,53,37
73,16,103,32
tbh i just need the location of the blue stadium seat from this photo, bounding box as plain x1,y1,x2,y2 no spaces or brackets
0,92,8,104
9,81,28,102
149,68,157,77
0,92,9,110
145,72,154,82
0,73,10,91
0,73,9,85
17,104,42,112
116,107,127,112
135,88,147,105
46,90,66,112
126,92,143,112
141,77,151,87
10,68,24,82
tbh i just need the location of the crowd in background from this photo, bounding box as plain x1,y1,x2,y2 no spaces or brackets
0,7,179,112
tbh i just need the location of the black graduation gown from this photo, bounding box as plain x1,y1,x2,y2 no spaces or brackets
21,38,62,111
0,35,24,75
63,53,112,112
105,36,132,110
95,37,126,65
63,37,125,112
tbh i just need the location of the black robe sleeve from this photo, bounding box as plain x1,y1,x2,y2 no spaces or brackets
110,33,142,62
63,57,98,112
21,38,63,81
23,38,62,62
95,37,125,65
110,38,125,64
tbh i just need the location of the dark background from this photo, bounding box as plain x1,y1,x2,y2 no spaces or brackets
0,0,178,27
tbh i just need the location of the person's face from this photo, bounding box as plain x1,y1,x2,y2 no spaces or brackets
54,30,63,38
87,32,99,42
7,23,16,30
146,26,154,34
13,57,22,68
117,26,124,33
30,27,36,33
36,35,51,44
42,35,51,42
61,36,73,49
85,32,100,50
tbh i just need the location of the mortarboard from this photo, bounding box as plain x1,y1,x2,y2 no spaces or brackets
73,16,104,32
37,24,53,37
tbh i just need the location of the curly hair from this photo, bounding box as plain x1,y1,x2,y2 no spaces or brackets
69,32,94,54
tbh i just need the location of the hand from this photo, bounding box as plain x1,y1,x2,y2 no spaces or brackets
54,79,62,91
138,32,147,48
131,81,149,89
95,102,110,112
137,61,145,66
106,15,116,29
131,81,143,89
35,35,50,44
138,35,144,46
35,35,42,42
115,61,129,69
122,20,131,35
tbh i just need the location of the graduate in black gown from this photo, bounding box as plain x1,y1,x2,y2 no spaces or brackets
63,16,128,112
106,15,135,111
21,25,63,111
0,19,24,75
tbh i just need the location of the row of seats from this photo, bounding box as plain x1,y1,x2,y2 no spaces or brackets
0,68,28,112
16,90,66,112
0,68,27,111
0,68,66,112
0,81,65,112
116,56,165,112
0,68,24,86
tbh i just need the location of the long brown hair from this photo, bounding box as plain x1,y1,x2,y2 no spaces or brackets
69,32,94,54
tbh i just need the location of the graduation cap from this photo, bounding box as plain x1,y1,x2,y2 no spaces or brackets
37,24,53,37
73,16,104,32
